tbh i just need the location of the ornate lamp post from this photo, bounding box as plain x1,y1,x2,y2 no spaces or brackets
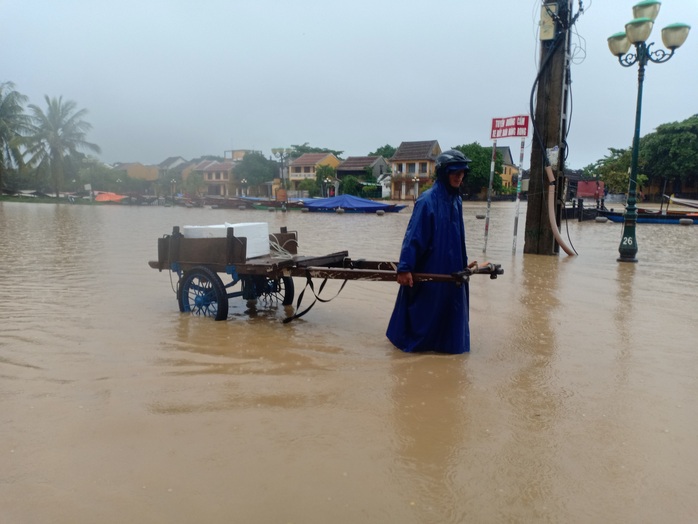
412,176,419,200
241,178,247,197
607,0,690,262
271,148,292,190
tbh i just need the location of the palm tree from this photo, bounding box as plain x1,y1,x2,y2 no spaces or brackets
25,95,100,197
0,82,30,192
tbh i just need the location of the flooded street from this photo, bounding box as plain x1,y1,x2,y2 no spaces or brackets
1,200,697,523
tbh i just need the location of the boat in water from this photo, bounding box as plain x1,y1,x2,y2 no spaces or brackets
205,196,254,209
246,197,307,211
666,194,698,210
302,194,406,213
597,208,698,224
597,194,698,224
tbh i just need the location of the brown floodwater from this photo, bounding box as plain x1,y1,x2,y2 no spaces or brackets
1,200,697,523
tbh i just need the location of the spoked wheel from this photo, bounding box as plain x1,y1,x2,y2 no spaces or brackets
246,276,295,306
177,266,229,321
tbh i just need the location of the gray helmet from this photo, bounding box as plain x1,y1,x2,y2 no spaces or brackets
435,150,472,176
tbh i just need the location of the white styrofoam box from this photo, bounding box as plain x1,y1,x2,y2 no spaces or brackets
181,222,270,259
181,224,228,238
225,222,269,258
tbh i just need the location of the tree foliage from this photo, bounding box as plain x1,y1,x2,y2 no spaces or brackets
24,96,100,197
290,142,343,159
298,178,320,197
596,147,631,194
315,164,336,186
452,142,502,197
340,175,362,196
593,114,698,194
368,144,396,159
233,151,277,192
0,82,30,191
640,114,698,183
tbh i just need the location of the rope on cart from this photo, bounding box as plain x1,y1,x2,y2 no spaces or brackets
269,238,296,260
282,270,349,323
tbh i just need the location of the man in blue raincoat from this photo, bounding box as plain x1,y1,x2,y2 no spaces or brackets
386,150,474,354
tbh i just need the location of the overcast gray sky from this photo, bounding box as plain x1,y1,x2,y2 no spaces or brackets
4,0,696,169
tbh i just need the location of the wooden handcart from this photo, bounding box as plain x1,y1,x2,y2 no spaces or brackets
149,225,503,322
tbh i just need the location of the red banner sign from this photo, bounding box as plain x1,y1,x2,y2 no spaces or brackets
490,115,529,139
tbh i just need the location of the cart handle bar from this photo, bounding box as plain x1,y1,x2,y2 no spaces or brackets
291,263,503,284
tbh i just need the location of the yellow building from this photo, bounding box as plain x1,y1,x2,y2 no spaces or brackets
388,140,441,200
112,162,159,181
496,146,518,190
288,153,341,190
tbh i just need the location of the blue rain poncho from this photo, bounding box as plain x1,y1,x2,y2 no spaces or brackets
386,180,470,353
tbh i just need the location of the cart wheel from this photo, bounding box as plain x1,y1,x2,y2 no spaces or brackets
177,266,228,321
260,276,295,306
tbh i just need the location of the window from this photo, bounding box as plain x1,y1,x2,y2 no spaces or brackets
419,162,427,173
304,166,311,173
407,163,416,173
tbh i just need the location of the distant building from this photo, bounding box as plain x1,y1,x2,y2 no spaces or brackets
337,156,390,198
496,146,518,190
192,160,236,196
112,162,159,182
288,153,341,190
388,140,441,200
336,156,389,180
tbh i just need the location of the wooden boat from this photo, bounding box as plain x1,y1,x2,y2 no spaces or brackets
302,195,406,213
204,196,254,209
666,195,698,210
597,208,697,224
247,197,307,211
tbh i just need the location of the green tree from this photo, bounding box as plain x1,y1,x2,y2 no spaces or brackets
581,161,601,180
340,175,362,196
290,142,343,159
368,144,396,159
452,142,502,197
75,155,113,192
183,172,205,198
233,151,277,194
315,164,336,185
25,96,100,197
0,82,30,191
640,114,698,186
596,147,631,194
298,178,320,197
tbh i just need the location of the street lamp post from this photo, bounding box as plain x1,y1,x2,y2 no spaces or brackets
171,178,176,205
272,148,292,190
607,1,690,262
241,178,247,197
324,177,332,197
412,176,419,201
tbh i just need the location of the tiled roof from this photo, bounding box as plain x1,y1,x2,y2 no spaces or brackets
337,156,380,171
192,160,215,171
389,140,440,161
191,160,234,172
290,153,334,166
159,156,187,168
201,161,235,172
496,146,515,165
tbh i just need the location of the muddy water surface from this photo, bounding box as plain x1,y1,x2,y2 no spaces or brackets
1,201,697,523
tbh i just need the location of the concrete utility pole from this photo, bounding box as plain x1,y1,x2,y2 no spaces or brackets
524,0,573,255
